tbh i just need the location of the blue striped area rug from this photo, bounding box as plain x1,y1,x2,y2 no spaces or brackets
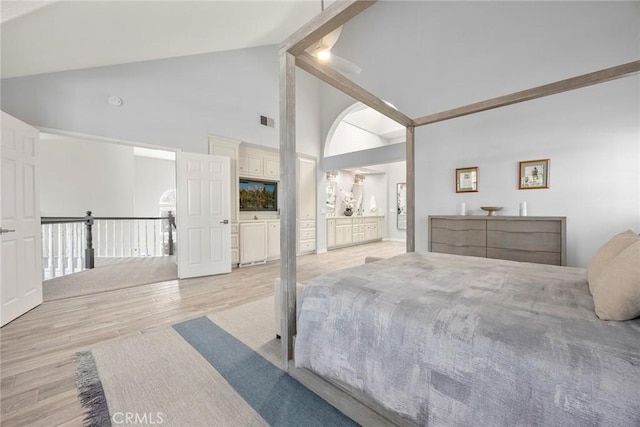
75,297,358,427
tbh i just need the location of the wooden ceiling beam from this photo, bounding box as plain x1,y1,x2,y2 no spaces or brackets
296,51,413,127
413,60,640,127
281,0,376,56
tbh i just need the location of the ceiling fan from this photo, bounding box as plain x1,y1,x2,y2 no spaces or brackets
306,1,362,75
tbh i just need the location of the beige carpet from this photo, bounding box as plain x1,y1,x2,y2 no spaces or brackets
44,256,177,301
79,297,281,426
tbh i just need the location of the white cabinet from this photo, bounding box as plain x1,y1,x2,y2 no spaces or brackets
238,153,263,177
208,135,240,223
297,157,316,221
335,219,353,246
298,219,316,254
238,148,279,180
231,223,239,265
248,155,263,176
327,216,385,250
239,222,267,266
365,217,378,241
267,221,280,260
239,220,279,265
327,219,336,247
297,156,316,254
209,135,241,267
264,158,279,179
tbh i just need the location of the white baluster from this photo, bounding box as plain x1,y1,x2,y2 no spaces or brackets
112,219,116,257
120,220,125,257
161,219,166,256
136,220,140,257
153,220,158,256
57,223,64,276
80,222,85,270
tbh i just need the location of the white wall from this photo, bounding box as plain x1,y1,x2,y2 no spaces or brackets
325,121,387,157
415,79,639,268
39,135,177,219
1,45,321,158
134,156,176,217
317,1,639,267
40,136,135,217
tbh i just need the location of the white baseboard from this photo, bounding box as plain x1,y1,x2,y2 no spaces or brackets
382,238,406,242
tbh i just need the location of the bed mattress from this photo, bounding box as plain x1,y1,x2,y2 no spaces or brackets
295,252,640,426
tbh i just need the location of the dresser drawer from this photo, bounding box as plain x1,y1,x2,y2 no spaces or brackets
432,243,486,258
487,231,561,253
432,218,486,231
336,219,352,226
429,216,566,266
487,248,561,266
487,220,561,233
431,228,486,247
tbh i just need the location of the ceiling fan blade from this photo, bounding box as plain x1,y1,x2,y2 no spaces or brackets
330,54,362,75
321,26,342,49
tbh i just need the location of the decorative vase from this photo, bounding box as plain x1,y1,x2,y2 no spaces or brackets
344,208,353,216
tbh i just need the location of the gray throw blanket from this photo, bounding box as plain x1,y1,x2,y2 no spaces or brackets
295,252,640,426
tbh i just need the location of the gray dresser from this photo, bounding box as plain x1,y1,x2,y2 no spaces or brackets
428,216,566,266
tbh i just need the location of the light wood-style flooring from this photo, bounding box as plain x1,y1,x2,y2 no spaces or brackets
0,241,405,426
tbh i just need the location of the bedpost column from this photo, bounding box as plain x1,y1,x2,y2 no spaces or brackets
406,125,415,252
279,50,297,368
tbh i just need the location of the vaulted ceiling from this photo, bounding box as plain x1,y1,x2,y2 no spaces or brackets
1,1,326,78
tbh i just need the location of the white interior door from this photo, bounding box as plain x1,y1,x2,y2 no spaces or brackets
176,152,231,279
1,112,43,326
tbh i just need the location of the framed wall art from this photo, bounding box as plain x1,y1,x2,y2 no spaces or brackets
519,159,549,190
456,166,478,193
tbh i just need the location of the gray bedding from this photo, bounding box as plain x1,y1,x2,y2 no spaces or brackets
294,252,640,426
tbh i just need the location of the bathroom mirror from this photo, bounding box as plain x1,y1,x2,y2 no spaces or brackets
325,181,337,214
397,182,407,230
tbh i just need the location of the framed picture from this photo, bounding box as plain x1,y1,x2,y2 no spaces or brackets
519,159,549,189
456,167,478,193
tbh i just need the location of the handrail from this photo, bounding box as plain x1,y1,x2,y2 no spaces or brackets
41,211,177,274
41,218,85,224
42,216,170,223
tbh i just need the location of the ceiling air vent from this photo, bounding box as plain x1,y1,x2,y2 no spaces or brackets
260,115,275,128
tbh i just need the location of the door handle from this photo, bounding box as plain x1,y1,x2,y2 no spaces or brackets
0,228,16,234
220,220,229,224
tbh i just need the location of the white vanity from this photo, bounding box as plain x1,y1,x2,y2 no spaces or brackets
326,215,385,249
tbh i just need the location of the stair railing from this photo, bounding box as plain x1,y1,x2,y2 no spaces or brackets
41,211,176,280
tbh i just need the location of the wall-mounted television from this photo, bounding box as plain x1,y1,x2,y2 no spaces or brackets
239,179,278,211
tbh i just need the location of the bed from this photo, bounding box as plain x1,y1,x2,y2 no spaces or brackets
295,252,640,426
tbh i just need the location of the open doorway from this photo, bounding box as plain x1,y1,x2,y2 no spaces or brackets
39,132,179,300
321,103,407,252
